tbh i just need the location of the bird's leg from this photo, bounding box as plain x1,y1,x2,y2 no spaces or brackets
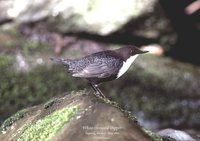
90,83,106,99
95,85,106,99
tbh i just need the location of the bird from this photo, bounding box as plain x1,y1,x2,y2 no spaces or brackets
51,45,148,99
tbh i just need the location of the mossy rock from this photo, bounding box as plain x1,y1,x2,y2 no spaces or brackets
0,109,28,133
0,90,160,141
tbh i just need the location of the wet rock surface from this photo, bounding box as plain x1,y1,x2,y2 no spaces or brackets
157,129,196,141
0,90,158,141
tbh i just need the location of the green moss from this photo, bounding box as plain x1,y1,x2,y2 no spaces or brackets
0,65,79,121
17,106,78,141
0,28,52,55
44,99,56,109
0,109,28,133
142,128,163,141
22,41,51,56
0,55,14,70
0,29,25,50
98,96,137,122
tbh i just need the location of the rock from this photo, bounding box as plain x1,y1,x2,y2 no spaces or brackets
0,0,157,35
157,128,196,141
0,90,160,141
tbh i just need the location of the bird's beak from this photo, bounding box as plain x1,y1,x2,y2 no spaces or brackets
140,51,149,54
137,50,149,54
134,47,149,54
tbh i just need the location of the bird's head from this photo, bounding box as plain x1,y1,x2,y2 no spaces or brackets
116,45,149,60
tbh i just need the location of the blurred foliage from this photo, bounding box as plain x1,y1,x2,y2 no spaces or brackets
0,56,79,121
0,28,76,121
22,41,49,56
0,28,52,53
0,55,13,70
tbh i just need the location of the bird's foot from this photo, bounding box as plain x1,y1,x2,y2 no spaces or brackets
90,83,111,102
92,92,111,103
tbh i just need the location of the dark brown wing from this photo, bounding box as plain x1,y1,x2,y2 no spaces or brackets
72,59,122,78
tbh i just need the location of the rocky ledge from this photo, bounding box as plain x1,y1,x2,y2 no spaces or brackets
0,90,162,141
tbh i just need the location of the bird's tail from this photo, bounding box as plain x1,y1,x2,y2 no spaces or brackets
50,57,71,66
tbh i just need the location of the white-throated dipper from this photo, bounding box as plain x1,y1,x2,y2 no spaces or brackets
51,45,148,98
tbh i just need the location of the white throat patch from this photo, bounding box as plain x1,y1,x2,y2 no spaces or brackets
117,55,138,78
